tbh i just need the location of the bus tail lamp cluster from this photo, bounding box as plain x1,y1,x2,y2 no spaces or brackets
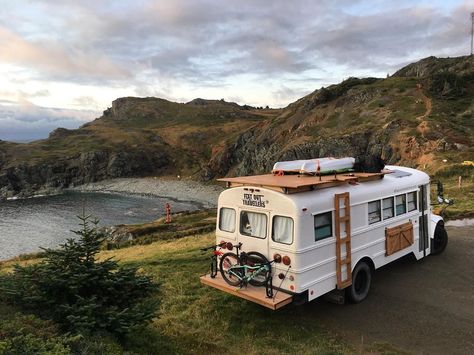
273,254,291,265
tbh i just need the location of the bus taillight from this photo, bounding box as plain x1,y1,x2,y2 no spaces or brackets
273,254,282,263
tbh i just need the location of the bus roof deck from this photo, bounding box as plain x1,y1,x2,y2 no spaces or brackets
218,171,389,194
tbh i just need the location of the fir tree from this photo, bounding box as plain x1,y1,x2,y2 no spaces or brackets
2,213,158,336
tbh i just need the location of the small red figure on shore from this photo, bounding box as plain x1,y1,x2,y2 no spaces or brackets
165,203,171,223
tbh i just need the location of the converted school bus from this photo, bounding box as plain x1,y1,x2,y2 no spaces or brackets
200,160,448,309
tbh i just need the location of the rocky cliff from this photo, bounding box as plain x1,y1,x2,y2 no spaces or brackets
1,55,473,199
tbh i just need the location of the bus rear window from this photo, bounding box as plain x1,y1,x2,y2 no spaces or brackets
240,211,267,239
272,216,293,245
219,208,236,232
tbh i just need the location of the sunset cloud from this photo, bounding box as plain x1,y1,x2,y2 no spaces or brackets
0,0,471,140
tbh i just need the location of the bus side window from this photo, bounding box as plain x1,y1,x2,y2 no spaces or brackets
382,197,394,220
396,194,406,215
407,191,417,212
314,212,332,241
368,200,381,224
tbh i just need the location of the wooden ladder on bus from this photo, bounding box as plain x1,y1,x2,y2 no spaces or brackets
334,192,352,289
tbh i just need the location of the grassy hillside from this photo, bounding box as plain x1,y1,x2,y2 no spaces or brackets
0,230,361,354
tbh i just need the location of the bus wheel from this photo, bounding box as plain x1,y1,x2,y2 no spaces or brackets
431,222,448,255
346,261,372,303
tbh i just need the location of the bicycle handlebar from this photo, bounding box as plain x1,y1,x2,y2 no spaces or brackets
200,242,226,252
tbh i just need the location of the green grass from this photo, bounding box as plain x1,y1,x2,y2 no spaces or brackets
99,233,354,354
0,232,354,354
0,209,415,354
0,230,357,354
431,167,474,219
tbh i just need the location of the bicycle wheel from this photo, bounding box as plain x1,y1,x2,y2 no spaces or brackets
246,252,270,287
219,252,241,286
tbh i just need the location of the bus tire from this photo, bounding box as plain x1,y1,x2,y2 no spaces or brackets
346,261,372,303
246,252,270,287
431,222,448,255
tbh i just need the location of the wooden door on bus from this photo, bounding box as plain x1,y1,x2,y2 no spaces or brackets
237,208,269,255
419,184,429,256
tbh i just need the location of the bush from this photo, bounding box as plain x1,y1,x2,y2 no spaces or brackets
0,313,72,355
428,72,466,98
1,214,159,336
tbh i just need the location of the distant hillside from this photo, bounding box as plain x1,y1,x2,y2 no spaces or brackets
0,55,473,200
206,55,473,178
0,98,274,197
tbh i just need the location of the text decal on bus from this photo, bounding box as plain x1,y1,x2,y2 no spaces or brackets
243,193,266,208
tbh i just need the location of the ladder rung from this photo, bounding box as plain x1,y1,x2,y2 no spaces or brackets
337,279,352,289
338,216,350,222
337,237,351,245
337,257,351,266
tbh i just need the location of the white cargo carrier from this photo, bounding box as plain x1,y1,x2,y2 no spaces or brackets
200,160,448,309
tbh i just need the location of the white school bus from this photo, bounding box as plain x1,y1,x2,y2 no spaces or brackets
200,161,448,310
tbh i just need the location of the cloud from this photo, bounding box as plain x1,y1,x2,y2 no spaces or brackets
0,99,99,141
272,85,312,106
0,26,131,82
0,0,472,138
302,3,472,72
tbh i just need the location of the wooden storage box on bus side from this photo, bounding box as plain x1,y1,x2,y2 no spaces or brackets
385,221,414,256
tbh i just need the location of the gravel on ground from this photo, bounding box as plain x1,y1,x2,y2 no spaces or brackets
71,177,224,208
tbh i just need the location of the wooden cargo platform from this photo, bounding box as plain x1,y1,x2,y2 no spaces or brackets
218,171,387,194
200,274,293,310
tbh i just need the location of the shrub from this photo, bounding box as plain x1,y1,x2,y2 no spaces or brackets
0,313,71,355
1,214,159,336
428,72,466,98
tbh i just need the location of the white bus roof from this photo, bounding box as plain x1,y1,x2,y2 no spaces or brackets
218,165,429,211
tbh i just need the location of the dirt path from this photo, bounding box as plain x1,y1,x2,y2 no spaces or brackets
416,89,432,122
302,226,474,354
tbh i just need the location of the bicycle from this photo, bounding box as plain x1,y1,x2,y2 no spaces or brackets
219,242,275,297
200,241,227,278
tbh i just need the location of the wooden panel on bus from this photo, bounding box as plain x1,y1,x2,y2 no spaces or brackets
385,221,414,256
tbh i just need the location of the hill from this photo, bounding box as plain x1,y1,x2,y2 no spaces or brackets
1,55,473,211
0,98,274,197
206,55,473,178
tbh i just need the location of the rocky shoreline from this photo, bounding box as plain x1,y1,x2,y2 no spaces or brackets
69,177,224,208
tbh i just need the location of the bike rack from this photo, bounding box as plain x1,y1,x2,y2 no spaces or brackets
200,273,292,310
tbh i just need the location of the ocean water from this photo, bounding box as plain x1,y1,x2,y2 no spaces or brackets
0,192,201,260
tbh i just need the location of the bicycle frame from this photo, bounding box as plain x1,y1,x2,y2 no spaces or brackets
201,242,226,278
224,255,275,297
227,262,271,285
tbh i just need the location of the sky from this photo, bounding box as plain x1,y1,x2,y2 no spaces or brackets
0,0,472,141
